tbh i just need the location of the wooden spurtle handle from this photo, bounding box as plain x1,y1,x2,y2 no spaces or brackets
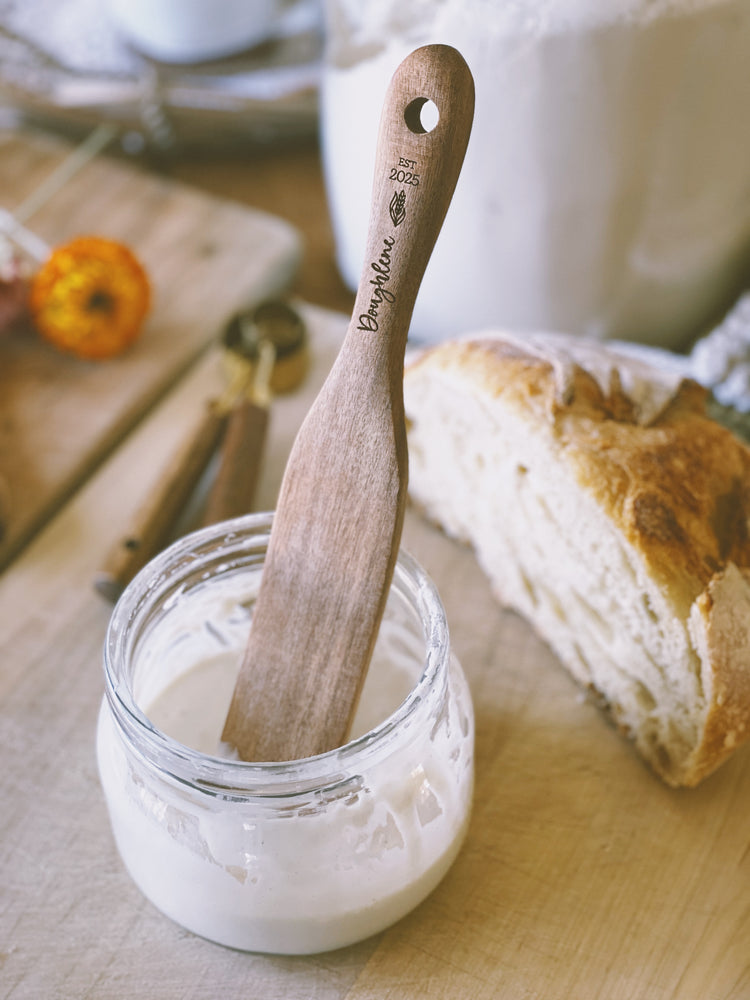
223,44,475,762
94,404,227,602
351,44,476,373
201,400,269,525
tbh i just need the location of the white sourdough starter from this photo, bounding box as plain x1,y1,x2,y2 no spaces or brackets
97,568,474,954
144,616,421,755
322,0,750,347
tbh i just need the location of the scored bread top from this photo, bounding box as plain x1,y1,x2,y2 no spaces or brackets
411,334,750,607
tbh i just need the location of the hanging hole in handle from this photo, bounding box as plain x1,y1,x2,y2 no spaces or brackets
404,97,440,134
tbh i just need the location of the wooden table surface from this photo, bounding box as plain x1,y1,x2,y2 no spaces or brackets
0,131,301,571
1,128,749,1000
162,138,356,316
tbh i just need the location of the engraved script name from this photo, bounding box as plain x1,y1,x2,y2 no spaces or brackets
357,235,396,333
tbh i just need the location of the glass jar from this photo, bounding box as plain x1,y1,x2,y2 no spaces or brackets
97,512,474,954
321,0,750,349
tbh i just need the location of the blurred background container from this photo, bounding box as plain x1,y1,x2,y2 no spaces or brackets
0,0,323,149
3,0,750,348
322,0,750,348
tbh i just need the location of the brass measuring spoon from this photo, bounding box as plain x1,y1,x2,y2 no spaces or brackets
202,300,308,524
94,300,307,602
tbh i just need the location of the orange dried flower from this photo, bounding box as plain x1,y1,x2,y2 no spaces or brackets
29,236,151,360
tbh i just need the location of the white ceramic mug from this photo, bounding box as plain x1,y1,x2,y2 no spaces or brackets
107,0,297,63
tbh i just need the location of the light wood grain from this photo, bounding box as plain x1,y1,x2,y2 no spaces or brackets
0,129,300,571
1,304,749,998
223,44,475,762
93,402,228,602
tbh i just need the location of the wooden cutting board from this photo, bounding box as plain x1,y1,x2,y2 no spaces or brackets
0,129,300,571
0,303,747,998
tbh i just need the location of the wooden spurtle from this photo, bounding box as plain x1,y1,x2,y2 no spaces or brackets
222,44,475,762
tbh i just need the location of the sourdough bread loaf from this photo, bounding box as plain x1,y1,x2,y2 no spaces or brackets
403,331,750,786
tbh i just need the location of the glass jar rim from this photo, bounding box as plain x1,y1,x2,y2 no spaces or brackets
103,511,451,797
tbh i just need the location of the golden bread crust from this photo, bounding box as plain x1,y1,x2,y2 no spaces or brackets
406,334,750,785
